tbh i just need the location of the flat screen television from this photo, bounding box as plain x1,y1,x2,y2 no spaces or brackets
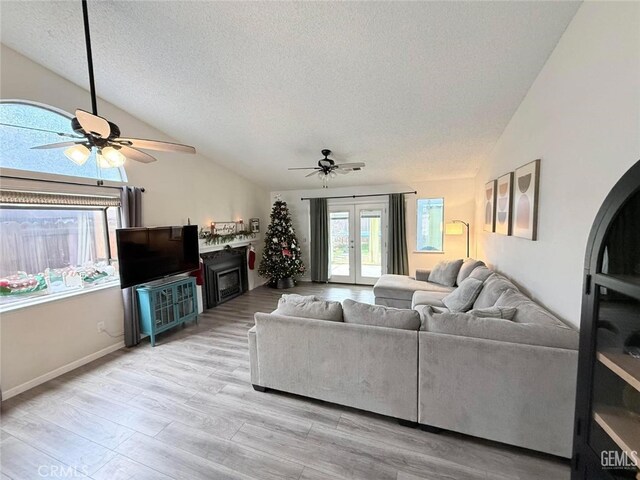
116,225,199,289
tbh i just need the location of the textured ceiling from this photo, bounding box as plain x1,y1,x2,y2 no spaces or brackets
0,1,580,190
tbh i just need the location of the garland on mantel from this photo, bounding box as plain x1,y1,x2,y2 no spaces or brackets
198,228,256,245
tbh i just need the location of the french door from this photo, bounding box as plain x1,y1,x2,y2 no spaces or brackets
329,203,386,285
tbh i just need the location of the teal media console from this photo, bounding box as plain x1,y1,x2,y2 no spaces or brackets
137,276,198,346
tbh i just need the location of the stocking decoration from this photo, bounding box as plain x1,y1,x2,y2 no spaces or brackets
248,245,256,270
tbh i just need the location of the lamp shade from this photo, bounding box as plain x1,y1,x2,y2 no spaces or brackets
445,222,464,235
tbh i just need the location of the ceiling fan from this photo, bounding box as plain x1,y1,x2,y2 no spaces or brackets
288,149,365,188
0,0,196,169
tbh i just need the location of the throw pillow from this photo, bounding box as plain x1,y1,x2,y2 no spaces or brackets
456,259,485,286
442,277,484,312
472,273,518,309
342,299,420,331
274,296,343,322
468,265,493,282
494,289,529,309
468,306,517,320
428,259,464,287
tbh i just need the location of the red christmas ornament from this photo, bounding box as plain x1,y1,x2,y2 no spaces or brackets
282,248,291,257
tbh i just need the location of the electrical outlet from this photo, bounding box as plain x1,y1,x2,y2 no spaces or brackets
97,322,105,333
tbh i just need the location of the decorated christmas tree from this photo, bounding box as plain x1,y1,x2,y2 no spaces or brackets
258,197,305,287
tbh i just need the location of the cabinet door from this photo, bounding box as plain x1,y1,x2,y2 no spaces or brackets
153,287,176,327
175,280,195,319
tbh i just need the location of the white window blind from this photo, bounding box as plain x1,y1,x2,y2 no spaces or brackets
0,190,120,207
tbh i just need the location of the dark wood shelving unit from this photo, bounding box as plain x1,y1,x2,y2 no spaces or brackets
573,159,640,480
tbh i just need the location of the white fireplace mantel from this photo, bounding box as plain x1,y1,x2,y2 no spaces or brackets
198,236,260,254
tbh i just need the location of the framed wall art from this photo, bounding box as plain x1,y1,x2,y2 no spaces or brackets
513,159,540,240
484,180,497,233
495,172,513,235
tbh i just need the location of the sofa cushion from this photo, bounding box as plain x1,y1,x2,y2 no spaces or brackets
343,299,420,331
468,306,517,320
281,293,319,303
414,304,431,330
274,296,343,322
442,277,484,312
468,265,493,282
374,274,454,301
415,269,431,282
473,273,518,309
431,306,449,314
411,290,448,309
456,259,486,286
493,290,565,327
415,304,453,330
424,311,579,349
428,259,464,287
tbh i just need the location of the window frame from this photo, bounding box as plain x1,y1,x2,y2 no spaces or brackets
415,197,445,254
0,203,122,312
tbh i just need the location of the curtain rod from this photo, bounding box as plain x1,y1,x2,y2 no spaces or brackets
301,190,416,201
0,173,145,192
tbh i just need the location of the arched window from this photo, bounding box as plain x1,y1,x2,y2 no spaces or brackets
0,100,127,182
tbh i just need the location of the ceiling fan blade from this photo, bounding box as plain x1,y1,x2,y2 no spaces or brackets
336,169,351,175
31,141,85,150
0,122,82,139
305,171,321,177
113,137,196,154
336,162,366,169
76,109,111,138
288,167,321,171
118,145,157,164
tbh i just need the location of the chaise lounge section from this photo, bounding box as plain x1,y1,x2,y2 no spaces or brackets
373,258,485,308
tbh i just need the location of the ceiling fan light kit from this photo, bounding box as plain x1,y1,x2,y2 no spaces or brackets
100,146,126,167
64,144,91,166
95,153,112,169
289,149,365,188
1,0,196,173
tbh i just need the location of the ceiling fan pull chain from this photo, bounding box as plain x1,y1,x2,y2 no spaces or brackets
81,0,98,116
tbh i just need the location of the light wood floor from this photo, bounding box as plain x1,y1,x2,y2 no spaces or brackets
0,283,570,480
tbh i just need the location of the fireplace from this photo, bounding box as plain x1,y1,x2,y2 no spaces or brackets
201,246,249,308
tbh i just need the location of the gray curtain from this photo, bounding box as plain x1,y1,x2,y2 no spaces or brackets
388,193,409,275
310,198,329,282
120,187,143,347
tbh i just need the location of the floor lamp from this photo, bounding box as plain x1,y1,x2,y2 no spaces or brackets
445,220,470,258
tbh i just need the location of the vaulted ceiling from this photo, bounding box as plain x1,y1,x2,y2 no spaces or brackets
0,1,580,189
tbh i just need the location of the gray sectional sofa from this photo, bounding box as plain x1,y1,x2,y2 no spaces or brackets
248,259,579,458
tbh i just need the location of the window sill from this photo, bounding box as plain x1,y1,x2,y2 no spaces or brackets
0,281,121,315
413,251,445,254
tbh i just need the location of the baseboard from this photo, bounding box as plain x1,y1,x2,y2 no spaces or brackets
2,341,125,400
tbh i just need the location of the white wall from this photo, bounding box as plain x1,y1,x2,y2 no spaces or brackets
474,2,640,328
0,45,271,396
273,177,475,281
